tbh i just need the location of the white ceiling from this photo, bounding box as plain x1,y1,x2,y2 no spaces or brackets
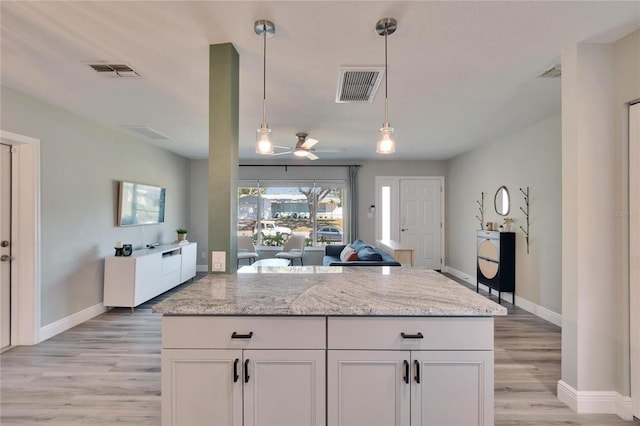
1,1,639,161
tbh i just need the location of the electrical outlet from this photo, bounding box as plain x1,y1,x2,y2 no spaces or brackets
211,251,226,272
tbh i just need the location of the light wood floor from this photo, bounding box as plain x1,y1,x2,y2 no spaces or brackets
1,274,637,425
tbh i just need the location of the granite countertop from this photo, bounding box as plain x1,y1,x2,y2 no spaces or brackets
152,266,508,317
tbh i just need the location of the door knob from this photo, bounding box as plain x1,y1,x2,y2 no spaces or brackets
0,254,13,262
1,241,9,247
401,228,407,232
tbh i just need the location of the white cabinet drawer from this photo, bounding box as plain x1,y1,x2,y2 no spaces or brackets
161,253,182,275
163,316,325,349
328,317,493,350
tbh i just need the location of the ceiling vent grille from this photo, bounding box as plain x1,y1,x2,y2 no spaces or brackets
336,67,384,103
121,125,171,140
88,62,141,78
537,64,561,78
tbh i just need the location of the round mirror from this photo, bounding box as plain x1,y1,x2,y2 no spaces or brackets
494,186,510,216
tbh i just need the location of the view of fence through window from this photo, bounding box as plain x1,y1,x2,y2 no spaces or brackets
238,183,345,247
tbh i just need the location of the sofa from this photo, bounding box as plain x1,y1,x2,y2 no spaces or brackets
323,240,401,267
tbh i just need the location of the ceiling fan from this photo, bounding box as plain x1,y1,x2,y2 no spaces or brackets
272,132,324,160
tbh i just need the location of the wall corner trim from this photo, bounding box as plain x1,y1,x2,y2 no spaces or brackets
39,303,106,343
557,380,634,420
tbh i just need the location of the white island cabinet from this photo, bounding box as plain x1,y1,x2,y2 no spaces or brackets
104,242,196,311
328,317,494,426
161,316,326,426
153,267,506,426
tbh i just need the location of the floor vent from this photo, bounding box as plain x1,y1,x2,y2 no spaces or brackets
336,67,384,103
88,63,141,78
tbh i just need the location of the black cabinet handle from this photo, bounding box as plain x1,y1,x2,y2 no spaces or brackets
231,331,254,339
401,332,424,339
233,358,239,383
414,360,420,384
244,359,250,383
403,360,410,384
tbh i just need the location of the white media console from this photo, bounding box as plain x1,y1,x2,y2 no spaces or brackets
104,242,197,312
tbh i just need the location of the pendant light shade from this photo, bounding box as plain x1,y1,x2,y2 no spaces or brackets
375,18,397,155
377,125,395,154
255,19,275,155
256,126,273,155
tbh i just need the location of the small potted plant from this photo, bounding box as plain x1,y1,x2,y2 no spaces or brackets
176,228,188,242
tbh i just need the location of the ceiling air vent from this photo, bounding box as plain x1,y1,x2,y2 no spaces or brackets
88,62,141,78
336,67,384,103
121,125,171,140
537,64,561,78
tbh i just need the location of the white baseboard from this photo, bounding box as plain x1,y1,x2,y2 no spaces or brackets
557,380,634,420
514,294,562,326
39,302,106,343
445,266,561,327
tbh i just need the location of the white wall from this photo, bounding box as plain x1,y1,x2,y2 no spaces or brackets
446,115,562,315
1,86,191,327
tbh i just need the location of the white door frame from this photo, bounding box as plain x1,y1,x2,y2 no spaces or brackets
629,103,639,420
0,130,41,345
375,176,445,268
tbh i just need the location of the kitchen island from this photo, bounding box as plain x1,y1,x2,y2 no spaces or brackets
153,266,506,426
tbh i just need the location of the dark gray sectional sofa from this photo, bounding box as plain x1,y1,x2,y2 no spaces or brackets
322,240,401,267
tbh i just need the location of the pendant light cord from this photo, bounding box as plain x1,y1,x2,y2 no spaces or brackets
384,24,389,126
262,23,267,127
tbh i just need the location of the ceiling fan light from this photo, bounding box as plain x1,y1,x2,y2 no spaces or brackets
256,127,273,155
376,125,395,154
293,148,307,157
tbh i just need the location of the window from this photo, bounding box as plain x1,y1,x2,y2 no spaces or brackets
381,185,391,241
238,181,345,247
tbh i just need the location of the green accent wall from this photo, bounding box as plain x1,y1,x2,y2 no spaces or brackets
208,43,239,273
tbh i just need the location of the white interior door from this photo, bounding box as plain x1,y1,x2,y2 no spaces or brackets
400,179,442,269
630,102,640,420
0,144,11,351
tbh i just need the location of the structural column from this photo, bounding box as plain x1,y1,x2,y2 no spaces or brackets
560,41,622,413
208,43,239,273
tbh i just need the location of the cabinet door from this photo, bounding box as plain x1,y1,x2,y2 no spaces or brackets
134,252,162,306
411,351,493,426
161,349,242,426
180,243,197,282
328,350,410,426
244,350,325,426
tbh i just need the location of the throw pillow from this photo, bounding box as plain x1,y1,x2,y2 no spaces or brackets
357,246,383,261
340,245,359,262
351,239,366,251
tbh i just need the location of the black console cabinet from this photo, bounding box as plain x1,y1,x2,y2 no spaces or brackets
476,230,515,304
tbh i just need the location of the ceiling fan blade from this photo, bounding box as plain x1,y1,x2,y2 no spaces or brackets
301,138,319,149
271,145,293,155
312,148,346,153
306,152,319,160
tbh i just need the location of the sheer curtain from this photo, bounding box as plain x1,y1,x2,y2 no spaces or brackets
347,165,360,242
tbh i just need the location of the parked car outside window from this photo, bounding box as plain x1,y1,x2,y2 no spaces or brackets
311,226,343,242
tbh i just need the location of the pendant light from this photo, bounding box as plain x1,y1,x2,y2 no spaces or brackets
375,18,397,154
255,19,275,155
